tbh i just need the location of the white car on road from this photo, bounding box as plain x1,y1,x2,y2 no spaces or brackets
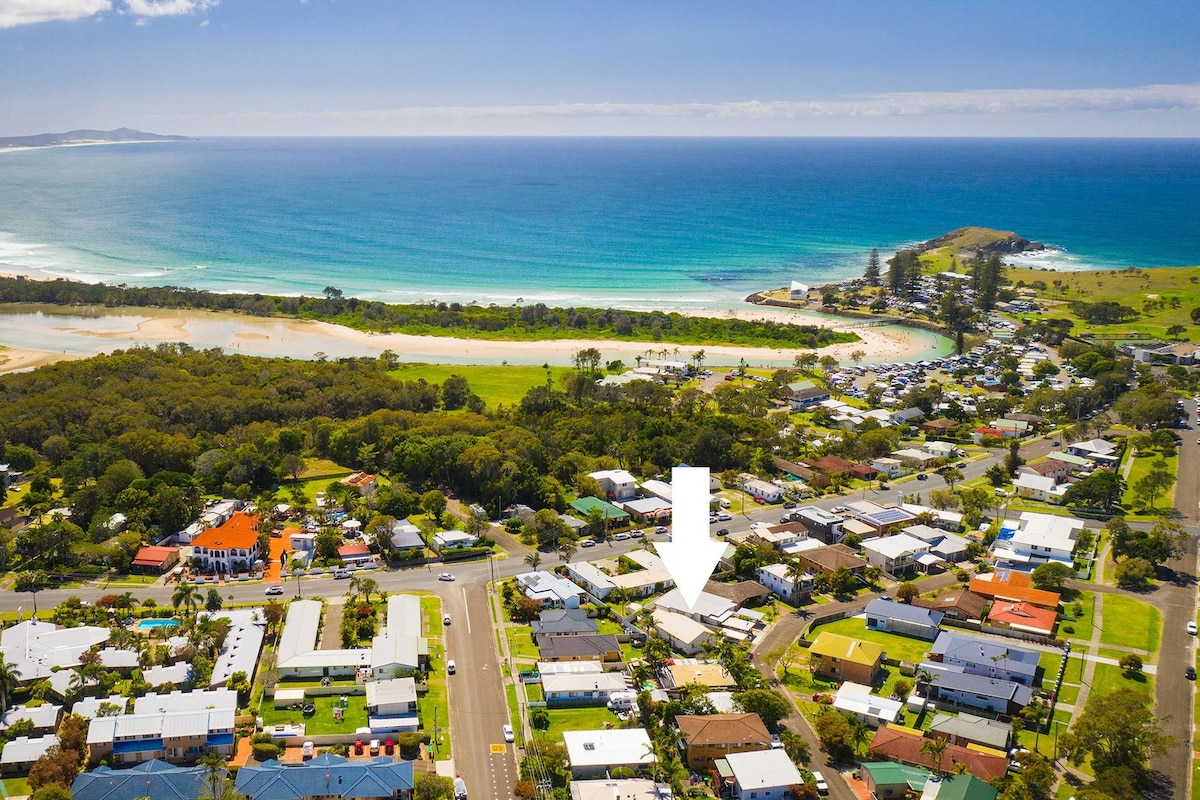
438,572,455,581
503,724,515,743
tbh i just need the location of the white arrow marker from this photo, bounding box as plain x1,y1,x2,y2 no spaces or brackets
657,466,726,611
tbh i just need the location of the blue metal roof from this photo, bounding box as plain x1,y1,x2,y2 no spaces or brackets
72,760,215,800
236,754,415,800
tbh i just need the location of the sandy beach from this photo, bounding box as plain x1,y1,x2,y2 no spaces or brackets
0,304,943,376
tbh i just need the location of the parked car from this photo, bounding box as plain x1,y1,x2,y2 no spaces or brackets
654,526,669,535
302,741,314,759
438,572,456,581
503,724,515,743
579,538,596,547
447,659,456,675
613,532,630,541
783,501,796,509
333,570,351,579
811,770,828,795
717,512,732,521
916,473,928,481
385,739,395,755
1188,621,1197,635
265,584,284,595
630,529,645,538
1187,666,1196,681
443,613,452,625
716,528,730,537
369,739,381,755
354,740,364,755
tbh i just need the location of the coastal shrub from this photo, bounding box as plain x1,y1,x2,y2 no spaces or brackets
252,743,281,762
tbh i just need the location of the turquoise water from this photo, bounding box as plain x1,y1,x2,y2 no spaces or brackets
1,138,1198,312
135,618,181,631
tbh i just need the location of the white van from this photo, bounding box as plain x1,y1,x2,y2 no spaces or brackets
301,741,314,759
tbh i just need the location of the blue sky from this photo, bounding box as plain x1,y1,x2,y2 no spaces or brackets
2,0,1199,136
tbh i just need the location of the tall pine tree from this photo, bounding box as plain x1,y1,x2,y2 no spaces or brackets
864,248,881,286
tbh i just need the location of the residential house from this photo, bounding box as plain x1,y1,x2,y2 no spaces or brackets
652,589,737,630
1067,439,1119,464
920,441,957,459
792,507,844,544
72,759,219,800
867,727,1008,783
798,544,868,579
0,704,62,735
388,520,425,551
189,512,262,574
131,545,181,575
861,533,934,575
807,632,883,684
542,672,627,707
0,619,110,683
620,497,673,522
724,749,804,800
871,458,905,479
756,563,813,603
741,476,784,503
970,572,1060,610
563,729,655,778
536,634,622,663
805,455,857,477
431,530,478,553
639,479,673,501
566,549,673,599
675,713,772,770
889,407,926,427
86,704,236,765
651,611,715,657
990,512,1083,571
913,591,990,623
1017,459,1073,482
900,503,964,532
365,678,418,732
569,496,631,524
337,543,375,564
531,609,597,637
831,682,903,727
860,762,932,800
929,632,1039,685
1045,451,1093,471
843,501,916,535
1012,473,1069,504
918,662,1034,715
891,449,940,470
919,775,999,800
235,754,414,800
660,661,737,693
588,470,639,500
275,598,426,681
920,418,959,435
865,599,944,641
789,281,809,300
1,735,58,775
900,525,971,563
570,780,672,800
986,601,1058,637
782,384,831,410
338,472,379,500
703,581,772,608
516,571,585,609
928,712,1011,751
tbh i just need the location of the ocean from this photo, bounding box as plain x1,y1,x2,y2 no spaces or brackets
1,137,1199,311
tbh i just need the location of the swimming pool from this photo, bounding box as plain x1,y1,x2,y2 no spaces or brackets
135,618,181,632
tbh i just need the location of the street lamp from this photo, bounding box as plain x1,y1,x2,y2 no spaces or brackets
293,566,303,598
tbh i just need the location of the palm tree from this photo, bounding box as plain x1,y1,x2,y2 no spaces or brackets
346,576,362,604
172,583,200,619
1021,698,1049,750
784,559,808,604
849,717,872,758
523,551,542,571
0,660,19,713
920,736,949,775
197,751,232,800
114,591,139,615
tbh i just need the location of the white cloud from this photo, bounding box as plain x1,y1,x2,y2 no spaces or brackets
0,0,111,29
122,0,216,18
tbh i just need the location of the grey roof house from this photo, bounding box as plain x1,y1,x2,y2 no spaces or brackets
929,631,1040,685
865,599,944,641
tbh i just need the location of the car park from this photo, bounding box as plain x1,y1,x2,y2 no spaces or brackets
265,584,284,595
503,724,515,743
438,572,456,581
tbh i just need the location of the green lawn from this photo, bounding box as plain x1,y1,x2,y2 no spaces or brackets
810,617,935,664
1091,661,1155,699
1099,594,1161,655
1036,651,1064,690
1121,451,1178,513
1062,592,1096,643
388,363,574,408
505,684,523,747
534,706,622,741
526,683,544,703
505,625,540,660
260,693,368,734
2,777,30,796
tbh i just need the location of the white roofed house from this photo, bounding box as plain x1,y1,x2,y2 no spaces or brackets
991,511,1083,570
789,281,810,300
651,610,715,656
365,677,419,732
831,682,903,727
756,563,813,604
564,728,655,778
619,496,672,522
1,735,58,775
860,533,934,575
741,476,784,503
588,469,639,500
0,620,110,684
870,457,905,479
1012,473,1069,504
515,571,585,609
542,672,627,707
724,749,804,800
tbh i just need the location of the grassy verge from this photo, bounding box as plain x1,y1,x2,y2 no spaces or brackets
505,683,523,747
1098,594,1161,655
504,626,540,661
1062,592,1096,643
1090,661,1155,699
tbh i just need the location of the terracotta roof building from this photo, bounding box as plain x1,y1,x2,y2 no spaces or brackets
190,513,261,574
986,600,1058,637
969,572,1060,610
702,581,772,608
913,590,990,622
806,456,857,475
131,546,181,575
797,544,868,577
676,713,772,769
867,726,1007,782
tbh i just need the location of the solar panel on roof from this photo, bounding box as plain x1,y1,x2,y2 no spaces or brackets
872,508,911,524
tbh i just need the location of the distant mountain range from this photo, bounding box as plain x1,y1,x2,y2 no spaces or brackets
0,127,192,149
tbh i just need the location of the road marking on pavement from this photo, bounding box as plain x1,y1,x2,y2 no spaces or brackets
490,744,507,753
463,587,472,634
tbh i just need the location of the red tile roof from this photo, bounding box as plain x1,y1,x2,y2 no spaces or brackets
868,726,1007,782
987,601,1058,635
970,573,1061,609
191,513,260,551
338,544,371,559
132,545,179,568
